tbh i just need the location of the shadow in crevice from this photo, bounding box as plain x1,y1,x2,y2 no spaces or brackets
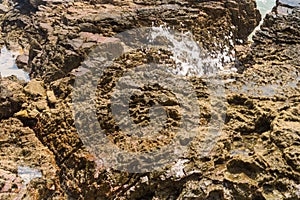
11,0,39,14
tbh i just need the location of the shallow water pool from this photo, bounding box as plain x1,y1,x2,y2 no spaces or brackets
0,46,30,81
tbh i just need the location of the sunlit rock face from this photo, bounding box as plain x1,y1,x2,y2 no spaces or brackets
0,0,299,199
1,0,261,82
0,117,65,199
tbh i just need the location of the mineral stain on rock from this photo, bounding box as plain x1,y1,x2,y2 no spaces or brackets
0,0,299,199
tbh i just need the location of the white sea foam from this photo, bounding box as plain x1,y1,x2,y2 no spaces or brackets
149,25,236,77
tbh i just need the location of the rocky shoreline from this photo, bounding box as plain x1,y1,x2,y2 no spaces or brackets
0,0,299,199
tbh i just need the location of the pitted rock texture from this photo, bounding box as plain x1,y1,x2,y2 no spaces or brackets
0,117,65,199
1,0,261,82
0,77,25,119
0,0,299,199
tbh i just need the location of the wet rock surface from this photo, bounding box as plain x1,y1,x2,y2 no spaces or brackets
0,0,299,199
1,0,261,82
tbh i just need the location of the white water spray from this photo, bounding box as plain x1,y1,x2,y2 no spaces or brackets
149,25,236,77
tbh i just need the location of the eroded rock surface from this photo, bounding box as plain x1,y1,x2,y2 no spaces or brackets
1,0,261,82
0,117,65,199
0,77,25,119
0,0,299,199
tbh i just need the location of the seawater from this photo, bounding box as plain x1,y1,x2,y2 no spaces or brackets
249,0,277,41
149,26,236,77
0,1,277,81
0,46,30,81
256,0,277,17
